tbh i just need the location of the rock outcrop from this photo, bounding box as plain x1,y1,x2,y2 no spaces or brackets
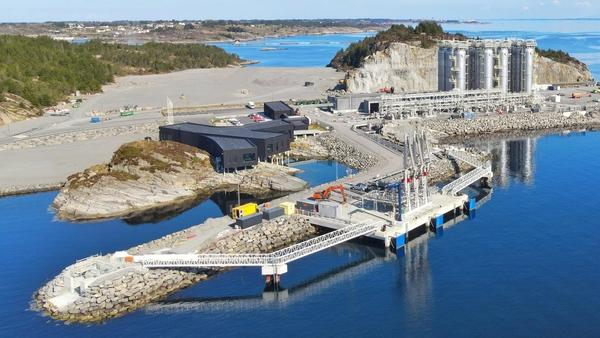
346,42,437,93
535,55,594,84
0,93,42,125
345,44,594,93
52,140,308,221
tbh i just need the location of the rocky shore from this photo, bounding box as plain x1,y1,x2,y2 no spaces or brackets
34,215,317,323
53,140,308,221
290,132,377,171
423,111,600,138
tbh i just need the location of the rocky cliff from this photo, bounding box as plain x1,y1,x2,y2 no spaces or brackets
535,55,594,84
345,43,594,93
0,93,42,125
52,140,307,221
345,42,437,93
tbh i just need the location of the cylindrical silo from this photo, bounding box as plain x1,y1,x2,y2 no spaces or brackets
498,47,509,92
484,46,494,90
456,47,467,91
524,43,535,93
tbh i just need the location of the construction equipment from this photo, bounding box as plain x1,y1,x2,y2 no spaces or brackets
312,185,347,203
231,203,258,219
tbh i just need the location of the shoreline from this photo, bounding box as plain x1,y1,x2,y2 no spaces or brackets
0,182,63,198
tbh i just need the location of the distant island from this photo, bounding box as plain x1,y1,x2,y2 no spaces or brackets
0,19,486,45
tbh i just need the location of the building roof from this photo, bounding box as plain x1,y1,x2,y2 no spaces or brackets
244,120,293,131
161,123,281,140
207,136,256,151
264,101,293,112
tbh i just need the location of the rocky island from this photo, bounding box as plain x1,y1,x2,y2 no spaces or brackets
53,140,307,221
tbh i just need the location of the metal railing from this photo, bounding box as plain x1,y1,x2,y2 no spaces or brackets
446,149,485,167
132,221,384,268
441,165,492,195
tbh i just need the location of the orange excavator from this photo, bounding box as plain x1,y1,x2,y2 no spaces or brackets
312,185,347,203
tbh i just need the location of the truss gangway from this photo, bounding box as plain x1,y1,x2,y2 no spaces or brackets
119,220,385,274
446,149,486,167
441,149,492,195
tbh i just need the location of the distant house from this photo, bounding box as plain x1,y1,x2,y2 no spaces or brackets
264,101,295,120
159,121,300,172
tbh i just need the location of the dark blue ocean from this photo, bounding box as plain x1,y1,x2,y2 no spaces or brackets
3,20,600,337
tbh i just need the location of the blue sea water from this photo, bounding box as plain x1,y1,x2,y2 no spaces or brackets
212,32,374,67
2,20,600,337
213,19,600,80
3,132,600,337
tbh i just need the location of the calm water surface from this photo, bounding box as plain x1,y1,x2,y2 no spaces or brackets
2,134,600,337
213,19,600,79
3,20,600,337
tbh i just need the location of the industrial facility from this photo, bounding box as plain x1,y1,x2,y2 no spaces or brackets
159,120,307,172
438,39,536,93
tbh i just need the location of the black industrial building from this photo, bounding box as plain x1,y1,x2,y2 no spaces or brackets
159,121,298,172
264,101,295,119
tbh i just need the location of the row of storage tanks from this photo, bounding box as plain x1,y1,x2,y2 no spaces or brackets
438,39,536,93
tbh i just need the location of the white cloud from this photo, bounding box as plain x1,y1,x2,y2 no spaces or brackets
522,5,530,10
575,1,592,7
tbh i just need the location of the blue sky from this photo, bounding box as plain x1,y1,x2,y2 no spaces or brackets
1,0,598,22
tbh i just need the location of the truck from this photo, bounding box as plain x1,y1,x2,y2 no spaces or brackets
231,203,258,219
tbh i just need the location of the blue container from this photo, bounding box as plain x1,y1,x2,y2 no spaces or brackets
90,116,101,123
469,198,476,210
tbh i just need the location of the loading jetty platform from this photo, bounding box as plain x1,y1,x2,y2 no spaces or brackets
113,134,492,285
38,132,493,320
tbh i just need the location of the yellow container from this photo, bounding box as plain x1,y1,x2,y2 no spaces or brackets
279,202,296,215
231,203,258,219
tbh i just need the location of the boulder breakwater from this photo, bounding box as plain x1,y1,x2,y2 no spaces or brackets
34,215,317,323
423,111,600,138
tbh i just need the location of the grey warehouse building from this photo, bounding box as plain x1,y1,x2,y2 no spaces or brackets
159,121,298,172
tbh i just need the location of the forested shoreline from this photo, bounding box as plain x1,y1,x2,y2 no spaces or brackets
0,35,241,107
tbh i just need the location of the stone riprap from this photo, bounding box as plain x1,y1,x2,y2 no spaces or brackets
34,215,317,323
316,133,377,170
0,122,159,152
423,111,600,137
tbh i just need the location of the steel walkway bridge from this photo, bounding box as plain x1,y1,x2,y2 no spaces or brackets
442,149,493,195
118,220,385,276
